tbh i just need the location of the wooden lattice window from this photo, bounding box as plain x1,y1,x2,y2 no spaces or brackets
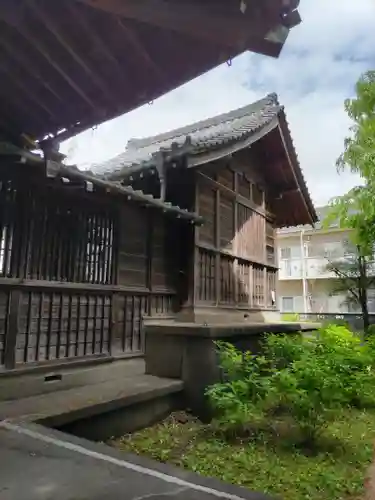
197,248,216,302
85,215,114,284
238,260,250,304
0,173,116,283
0,180,15,277
266,270,277,308
266,221,275,265
220,195,235,250
220,255,235,303
253,266,264,307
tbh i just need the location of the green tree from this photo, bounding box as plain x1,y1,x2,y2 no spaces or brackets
325,242,375,330
324,70,375,331
325,70,375,253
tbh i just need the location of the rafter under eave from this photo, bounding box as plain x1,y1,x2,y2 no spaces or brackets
76,0,291,54
26,0,116,107
65,0,130,91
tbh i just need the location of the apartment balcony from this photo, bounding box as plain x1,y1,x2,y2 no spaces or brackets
279,257,336,280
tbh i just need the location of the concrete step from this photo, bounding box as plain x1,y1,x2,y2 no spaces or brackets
0,370,183,426
0,359,146,402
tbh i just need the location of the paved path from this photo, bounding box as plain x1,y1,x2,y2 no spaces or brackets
0,421,272,500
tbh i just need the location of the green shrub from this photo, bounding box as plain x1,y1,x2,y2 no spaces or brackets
206,324,375,444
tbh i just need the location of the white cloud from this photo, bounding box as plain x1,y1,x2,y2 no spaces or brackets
61,0,375,207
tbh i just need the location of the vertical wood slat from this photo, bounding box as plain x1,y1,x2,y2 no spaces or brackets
23,292,32,363
249,264,253,308
46,292,54,360
83,293,90,356
109,293,119,356
2,182,15,277
215,189,220,305
100,295,105,353
102,214,109,284
65,294,73,357
146,212,153,292
35,292,43,361
91,295,97,354
107,294,113,354
3,289,20,370
75,294,81,356
137,296,143,352
130,295,135,351
56,293,64,359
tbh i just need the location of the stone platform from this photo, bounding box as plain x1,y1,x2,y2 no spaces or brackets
145,320,319,419
0,359,183,438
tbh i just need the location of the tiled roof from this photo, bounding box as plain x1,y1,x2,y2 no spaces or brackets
92,94,281,177
5,146,203,225
277,206,336,233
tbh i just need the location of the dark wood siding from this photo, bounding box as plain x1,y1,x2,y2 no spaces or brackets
194,154,277,310
0,163,178,370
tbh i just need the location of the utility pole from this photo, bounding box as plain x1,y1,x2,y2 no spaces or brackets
300,228,308,313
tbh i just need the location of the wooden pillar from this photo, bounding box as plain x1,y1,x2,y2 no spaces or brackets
185,175,199,308
109,207,121,354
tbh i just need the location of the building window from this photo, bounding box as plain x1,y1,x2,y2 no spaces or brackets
282,296,294,312
280,247,291,259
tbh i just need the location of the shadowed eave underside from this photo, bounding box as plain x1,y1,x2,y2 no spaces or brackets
0,0,301,144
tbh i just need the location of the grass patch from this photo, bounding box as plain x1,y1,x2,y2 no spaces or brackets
110,409,375,500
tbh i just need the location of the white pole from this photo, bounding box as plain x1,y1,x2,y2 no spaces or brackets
300,229,308,314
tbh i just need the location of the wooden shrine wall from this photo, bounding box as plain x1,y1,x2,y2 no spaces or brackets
0,165,177,370
195,152,277,310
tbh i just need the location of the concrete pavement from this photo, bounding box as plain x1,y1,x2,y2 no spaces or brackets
0,420,273,500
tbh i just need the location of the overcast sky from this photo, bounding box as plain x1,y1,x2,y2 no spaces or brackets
60,0,375,207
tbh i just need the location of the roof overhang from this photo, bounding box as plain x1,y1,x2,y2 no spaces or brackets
0,144,203,224
110,117,316,228
0,0,301,144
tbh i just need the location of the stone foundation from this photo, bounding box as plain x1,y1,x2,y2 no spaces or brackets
144,320,319,420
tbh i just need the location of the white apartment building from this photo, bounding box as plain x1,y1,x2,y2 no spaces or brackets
277,207,372,314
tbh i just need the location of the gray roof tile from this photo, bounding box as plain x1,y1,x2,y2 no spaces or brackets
92,94,281,177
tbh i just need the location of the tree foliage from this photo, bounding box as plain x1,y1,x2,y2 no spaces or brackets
324,70,375,254
325,241,375,330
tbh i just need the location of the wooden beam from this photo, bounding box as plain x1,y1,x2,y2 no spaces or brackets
76,0,283,51
0,10,97,112
117,18,165,83
0,62,58,123
26,0,116,106
0,84,47,133
0,33,64,104
65,1,129,89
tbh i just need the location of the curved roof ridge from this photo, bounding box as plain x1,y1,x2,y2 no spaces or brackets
126,93,279,150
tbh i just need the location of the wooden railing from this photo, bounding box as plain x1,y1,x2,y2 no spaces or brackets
196,246,277,308
0,280,176,371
